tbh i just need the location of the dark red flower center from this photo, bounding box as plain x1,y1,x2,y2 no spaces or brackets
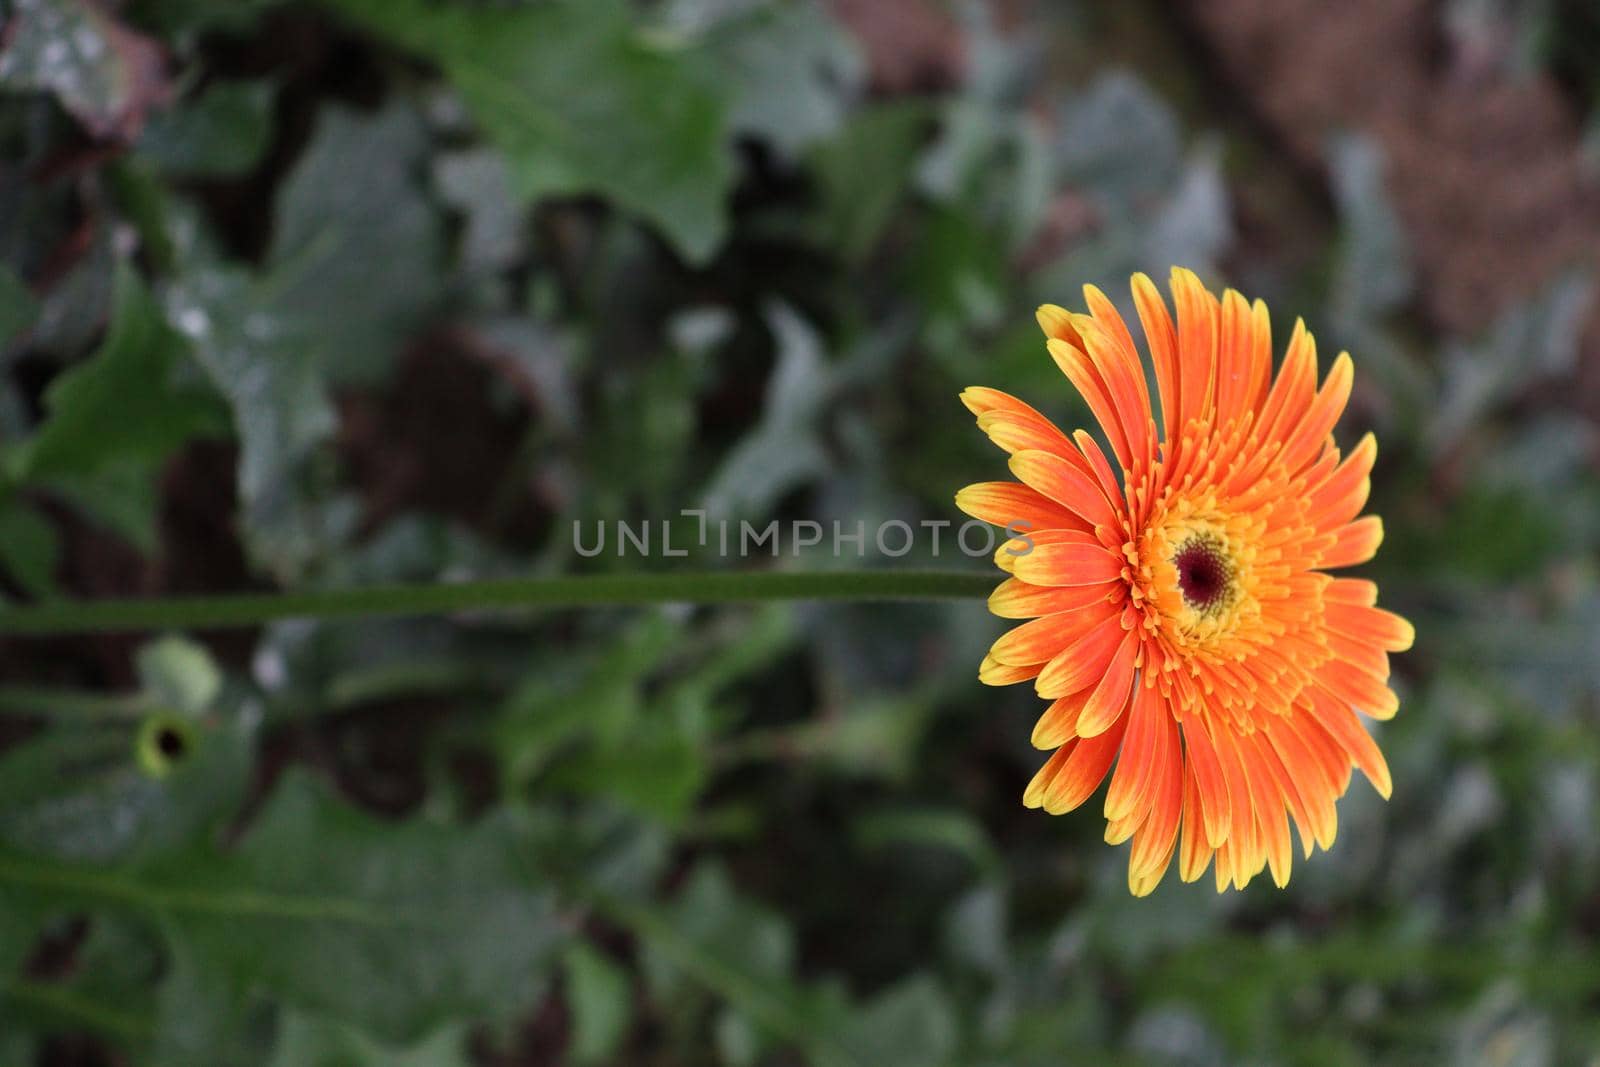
1174,537,1232,613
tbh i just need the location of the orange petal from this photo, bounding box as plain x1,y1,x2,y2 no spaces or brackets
1048,338,1133,472
1103,681,1163,822
1010,540,1126,588
987,578,1121,619
1257,317,1317,446
1276,352,1353,475
1320,515,1384,569
1075,627,1139,738
978,654,1040,687
989,611,1106,666
1313,692,1393,799
1131,271,1181,443
1213,288,1260,428
1176,767,1212,883
1325,599,1414,652
1036,303,1085,347
1035,709,1130,815
1182,717,1232,849
1032,690,1091,748
1317,662,1400,720
1022,742,1076,808
1170,267,1220,434
1035,613,1127,698
1007,450,1122,531
1307,433,1376,531
1077,290,1156,468
1127,724,1183,892
955,481,1088,533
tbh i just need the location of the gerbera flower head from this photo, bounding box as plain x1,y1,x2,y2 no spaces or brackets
956,268,1413,895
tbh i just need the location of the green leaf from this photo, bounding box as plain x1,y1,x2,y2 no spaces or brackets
0,681,254,863
1056,72,1182,205
0,502,59,600
13,257,222,550
166,102,440,579
564,943,633,1064
138,80,276,178
853,807,1003,881
267,102,442,385
674,2,863,157
0,771,566,1042
20,259,222,486
809,102,929,263
839,976,958,1067
616,863,834,1064
167,259,338,579
321,0,733,263
269,1014,473,1067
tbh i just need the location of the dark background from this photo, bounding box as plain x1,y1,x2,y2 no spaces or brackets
1,0,1598,1064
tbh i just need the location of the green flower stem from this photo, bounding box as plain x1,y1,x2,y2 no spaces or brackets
0,569,995,635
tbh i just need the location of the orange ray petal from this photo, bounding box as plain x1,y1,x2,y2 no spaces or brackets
1074,627,1139,737
1010,540,1127,588
955,481,1088,532
1325,599,1414,652
1128,725,1183,892
1182,716,1232,849
1320,515,1384,568
1103,681,1164,823
1176,767,1212,883
1171,267,1220,434
1034,613,1127,698
1032,690,1091,749
1131,271,1181,443
978,654,1040,687
1007,450,1123,531
1276,352,1353,475
1034,710,1130,815
1048,338,1134,472
986,578,1121,619
1312,692,1394,799
989,610,1110,666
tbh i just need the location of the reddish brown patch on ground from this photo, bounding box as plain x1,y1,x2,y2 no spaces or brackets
1175,0,1600,392
827,0,967,93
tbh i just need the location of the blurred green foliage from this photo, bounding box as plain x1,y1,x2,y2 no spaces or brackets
1,1,1598,1065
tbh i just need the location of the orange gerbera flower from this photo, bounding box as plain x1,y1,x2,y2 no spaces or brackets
957,268,1413,895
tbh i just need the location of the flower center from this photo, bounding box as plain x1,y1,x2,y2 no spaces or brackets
1173,534,1234,615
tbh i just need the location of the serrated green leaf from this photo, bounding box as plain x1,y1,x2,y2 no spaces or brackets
166,102,439,579
0,771,566,1043
20,259,222,484
267,103,441,385
320,0,732,263
13,256,223,550
680,2,863,158
0,686,254,863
